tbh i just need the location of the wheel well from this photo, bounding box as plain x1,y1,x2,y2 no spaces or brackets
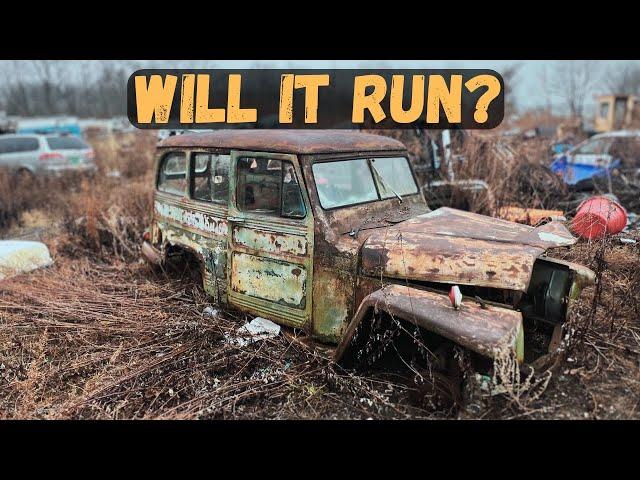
12,168,35,185
338,309,453,371
164,243,206,285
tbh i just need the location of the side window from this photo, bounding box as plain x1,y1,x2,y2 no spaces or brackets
0,137,38,154
575,138,611,156
0,138,12,154
281,163,306,218
13,138,39,152
236,157,305,218
157,152,187,196
191,153,230,204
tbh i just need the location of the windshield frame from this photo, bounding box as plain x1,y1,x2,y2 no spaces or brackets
310,154,420,211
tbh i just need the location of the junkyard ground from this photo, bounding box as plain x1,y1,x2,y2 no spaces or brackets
0,131,638,419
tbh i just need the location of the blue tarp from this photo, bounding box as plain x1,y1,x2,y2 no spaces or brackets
16,119,82,137
550,155,620,186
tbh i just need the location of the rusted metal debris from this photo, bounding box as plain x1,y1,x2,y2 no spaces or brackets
334,284,524,363
496,206,565,226
143,130,595,377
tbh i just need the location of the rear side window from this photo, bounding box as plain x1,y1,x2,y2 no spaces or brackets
191,153,230,204
0,138,12,154
158,152,187,196
46,136,88,150
0,137,39,154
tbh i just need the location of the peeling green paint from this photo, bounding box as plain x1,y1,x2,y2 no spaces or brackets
231,252,307,308
232,226,307,256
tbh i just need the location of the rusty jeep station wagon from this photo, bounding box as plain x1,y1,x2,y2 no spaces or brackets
142,130,595,384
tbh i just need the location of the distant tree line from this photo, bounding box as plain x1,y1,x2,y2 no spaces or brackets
538,61,640,121
0,61,131,118
3,60,640,123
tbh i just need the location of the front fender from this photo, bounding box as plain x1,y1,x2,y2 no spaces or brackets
335,284,524,364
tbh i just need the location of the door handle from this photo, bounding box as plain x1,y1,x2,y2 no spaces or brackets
228,216,245,223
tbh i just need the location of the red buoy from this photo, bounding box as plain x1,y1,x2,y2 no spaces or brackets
571,196,627,240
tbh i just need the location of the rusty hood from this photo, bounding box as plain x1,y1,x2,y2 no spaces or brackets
360,207,576,292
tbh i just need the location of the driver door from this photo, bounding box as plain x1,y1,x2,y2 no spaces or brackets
227,150,314,329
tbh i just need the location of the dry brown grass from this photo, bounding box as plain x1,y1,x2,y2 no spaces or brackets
0,132,438,419
0,131,155,260
1,129,639,419
452,135,569,213
0,258,441,419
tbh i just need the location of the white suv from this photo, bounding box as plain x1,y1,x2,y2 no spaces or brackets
0,133,97,176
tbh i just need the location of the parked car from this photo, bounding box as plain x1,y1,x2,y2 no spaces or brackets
142,130,594,404
550,130,640,190
0,133,96,177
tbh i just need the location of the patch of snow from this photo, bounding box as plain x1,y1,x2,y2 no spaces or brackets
538,231,571,244
0,241,53,281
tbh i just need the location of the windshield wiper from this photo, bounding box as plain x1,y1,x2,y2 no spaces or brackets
369,160,403,203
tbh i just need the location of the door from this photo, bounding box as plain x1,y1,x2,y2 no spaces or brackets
568,137,613,185
227,150,314,329
0,136,40,171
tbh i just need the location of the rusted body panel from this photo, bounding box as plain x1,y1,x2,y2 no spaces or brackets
335,284,524,362
155,200,228,236
361,207,576,292
311,261,355,341
158,130,405,154
232,226,307,256
230,252,307,308
390,208,575,248
299,150,430,343
154,190,229,302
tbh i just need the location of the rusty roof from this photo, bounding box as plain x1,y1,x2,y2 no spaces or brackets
157,130,406,154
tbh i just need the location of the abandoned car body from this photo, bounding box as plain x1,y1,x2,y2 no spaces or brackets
142,130,595,377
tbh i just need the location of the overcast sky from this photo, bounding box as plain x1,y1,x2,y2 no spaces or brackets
2,59,640,115
206,60,640,113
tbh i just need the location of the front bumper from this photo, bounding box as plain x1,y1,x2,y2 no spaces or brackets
141,241,163,265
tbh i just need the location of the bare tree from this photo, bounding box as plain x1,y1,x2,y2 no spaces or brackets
0,60,137,118
605,64,640,95
501,63,521,118
550,61,601,120
539,64,553,116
